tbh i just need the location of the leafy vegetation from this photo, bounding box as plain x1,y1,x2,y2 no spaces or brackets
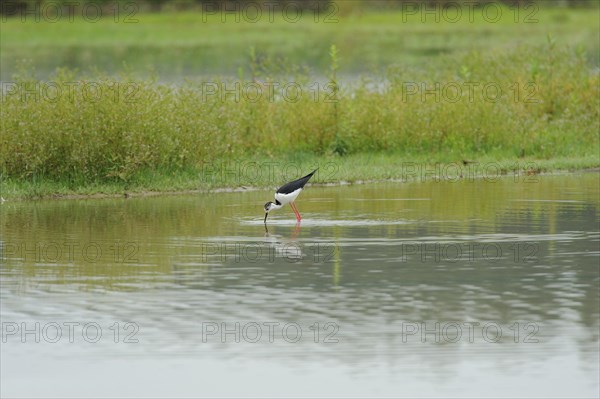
1,40,598,199
0,4,598,199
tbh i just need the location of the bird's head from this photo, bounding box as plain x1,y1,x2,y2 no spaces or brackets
264,201,275,213
264,201,282,223
263,201,273,223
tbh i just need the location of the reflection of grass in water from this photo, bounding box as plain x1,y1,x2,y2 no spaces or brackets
2,174,598,280
2,175,599,337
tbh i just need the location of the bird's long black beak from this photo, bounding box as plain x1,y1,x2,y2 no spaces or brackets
264,212,268,224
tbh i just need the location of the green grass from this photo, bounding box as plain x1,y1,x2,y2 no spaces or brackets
1,42,599,200
2,154,599,201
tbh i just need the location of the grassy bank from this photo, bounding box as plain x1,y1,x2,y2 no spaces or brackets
1,154,599,201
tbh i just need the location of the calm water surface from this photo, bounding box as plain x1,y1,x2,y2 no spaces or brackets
1,174,599,398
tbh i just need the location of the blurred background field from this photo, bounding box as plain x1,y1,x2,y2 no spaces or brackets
0,0,599,198
1,0,599,80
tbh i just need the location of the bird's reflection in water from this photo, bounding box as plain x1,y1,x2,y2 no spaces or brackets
263,222,303,262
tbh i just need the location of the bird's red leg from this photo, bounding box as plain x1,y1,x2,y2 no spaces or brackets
291,202,302,221
290,202,299,220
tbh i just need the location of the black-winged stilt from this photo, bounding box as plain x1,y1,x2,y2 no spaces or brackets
264,169,317,224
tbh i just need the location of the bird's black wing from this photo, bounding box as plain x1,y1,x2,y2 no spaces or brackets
276,169,317,194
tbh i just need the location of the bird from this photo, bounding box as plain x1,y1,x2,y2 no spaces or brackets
264,169,317,224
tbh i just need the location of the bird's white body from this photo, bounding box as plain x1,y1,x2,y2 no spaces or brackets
274,188,302,206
